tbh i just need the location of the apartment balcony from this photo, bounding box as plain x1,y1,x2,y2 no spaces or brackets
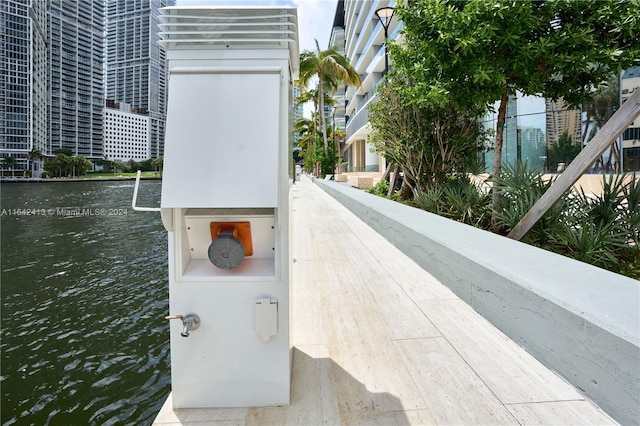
345,94,376,144
365,44,386,75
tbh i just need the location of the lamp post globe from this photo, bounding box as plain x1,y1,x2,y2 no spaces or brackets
375,6,395,74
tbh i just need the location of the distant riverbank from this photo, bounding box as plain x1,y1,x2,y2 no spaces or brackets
1,175,162,183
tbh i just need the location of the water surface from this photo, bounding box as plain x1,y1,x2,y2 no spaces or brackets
1,180,169,425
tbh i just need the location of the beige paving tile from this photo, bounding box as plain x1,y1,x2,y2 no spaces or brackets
247,345,340,425
418,299,586,404
291,281,327,346
396,337,519,425
370,287,441,341
370,250,459,303
340,408,438,425
311,184,459,303
153,393,248,425
320,268,374,307
505,400,616,425
323,303,427,413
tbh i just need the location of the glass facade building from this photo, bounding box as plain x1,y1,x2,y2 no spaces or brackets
0,0,104,176
1,0,173,176
49,0,105,159
105,0,172,159
0,0,48,175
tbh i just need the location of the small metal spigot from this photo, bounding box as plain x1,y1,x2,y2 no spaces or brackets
165,313,201,337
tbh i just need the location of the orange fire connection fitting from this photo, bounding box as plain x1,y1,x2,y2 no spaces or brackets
209,222,253,256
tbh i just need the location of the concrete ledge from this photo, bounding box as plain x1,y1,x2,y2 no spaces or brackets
348,176,373,189
315,179,640,426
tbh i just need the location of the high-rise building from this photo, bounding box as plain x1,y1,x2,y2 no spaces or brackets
105,0,172,159
518,126,546,168
545,99,581,149
329,0,347,172
0,0,48,176
340,0,401,173
103,101,150,162
48,0,105,159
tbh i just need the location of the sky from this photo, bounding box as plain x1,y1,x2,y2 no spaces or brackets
174,0,339,52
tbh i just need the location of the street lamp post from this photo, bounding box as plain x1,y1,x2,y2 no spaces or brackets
375,6,395,75
331,105,338,174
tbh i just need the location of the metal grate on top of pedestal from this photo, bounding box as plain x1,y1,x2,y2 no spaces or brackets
158,6,299,68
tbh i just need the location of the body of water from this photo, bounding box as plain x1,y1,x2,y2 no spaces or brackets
1,180,170,425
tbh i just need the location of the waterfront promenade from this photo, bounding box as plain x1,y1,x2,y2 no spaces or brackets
153,176,614,425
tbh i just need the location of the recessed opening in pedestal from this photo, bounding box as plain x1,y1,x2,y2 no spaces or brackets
178,208,278,281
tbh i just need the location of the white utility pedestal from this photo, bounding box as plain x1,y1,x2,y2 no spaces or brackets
158,6,298,408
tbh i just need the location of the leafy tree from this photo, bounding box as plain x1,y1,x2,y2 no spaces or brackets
333,127,346,173
94,158,115,173
3,156,17,178
319,130,337,176
295,87,321,115
547,131,581,172
127,159,139,172
44,154,92,177
73,156,93,176
294,87,338,175
54,148,73,156
368,80,486,197
294,116,320,174
298,40,361,157
113,161,128,173
392,0,640,230
44,153,71,177
138,158,154,172
151,156,164,173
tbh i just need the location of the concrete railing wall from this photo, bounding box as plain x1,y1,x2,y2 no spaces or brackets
314,178,640,426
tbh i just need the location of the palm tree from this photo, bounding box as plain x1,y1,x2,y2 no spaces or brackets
4,156,17,178
294,116,321,173
332,127,346,173
152,156,164,174
27,148,44,178
296,87,320,114
298,40,361,156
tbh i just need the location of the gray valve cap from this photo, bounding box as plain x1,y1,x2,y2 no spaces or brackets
208,231,245,269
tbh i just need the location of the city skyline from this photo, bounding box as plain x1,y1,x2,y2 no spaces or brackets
0,0,335,176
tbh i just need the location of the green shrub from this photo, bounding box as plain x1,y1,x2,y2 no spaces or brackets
414,174,490,228
409,162,638,279
494,164,637,276
368,179,390,197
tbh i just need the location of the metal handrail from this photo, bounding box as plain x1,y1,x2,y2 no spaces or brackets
131,170,161,212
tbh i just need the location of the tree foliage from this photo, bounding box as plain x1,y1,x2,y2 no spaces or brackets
298,39,361,172
391,0,640,227
547,131,581,172
294,116,320,173
368,81,486,196
44,154,93,177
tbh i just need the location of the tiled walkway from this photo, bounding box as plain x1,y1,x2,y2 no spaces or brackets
154,176,614,425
